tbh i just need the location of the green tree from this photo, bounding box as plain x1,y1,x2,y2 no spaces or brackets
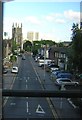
10,55,17,66
40,40,55,46
71,23,82,72
12,40,17,53
23,40,32,51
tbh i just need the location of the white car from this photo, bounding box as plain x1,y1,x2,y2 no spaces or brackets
50,67,59,72
11,66,18,73
55,78,79,86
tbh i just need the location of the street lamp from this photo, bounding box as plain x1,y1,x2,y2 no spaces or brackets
43,45,46,82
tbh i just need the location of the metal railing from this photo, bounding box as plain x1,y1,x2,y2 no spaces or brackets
2,89,82,98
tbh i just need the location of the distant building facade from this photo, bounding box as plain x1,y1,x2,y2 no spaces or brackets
49,46,68,70
12,23,23,50
35,32,39,40
27,32,39,43
27,32,34,43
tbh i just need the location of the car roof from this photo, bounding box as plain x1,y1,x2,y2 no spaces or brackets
13,66,18,68
56,78,71,80
58,72,72,75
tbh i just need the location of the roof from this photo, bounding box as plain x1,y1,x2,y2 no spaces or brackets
49,46,68,54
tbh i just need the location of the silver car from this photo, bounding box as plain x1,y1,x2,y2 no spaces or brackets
55,78,79,86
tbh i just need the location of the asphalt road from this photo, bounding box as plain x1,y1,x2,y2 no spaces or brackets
3,53,55,119
3,53,81,119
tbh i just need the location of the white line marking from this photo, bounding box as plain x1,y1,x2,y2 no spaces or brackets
27,102,28,113
36,104,45,114
10,103,16,105
26,80,28,83
26,84,28,89
28,77,29,80
67,98,77,109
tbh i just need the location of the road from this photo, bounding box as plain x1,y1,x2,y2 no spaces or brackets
3,53,81,119
3,53,56,119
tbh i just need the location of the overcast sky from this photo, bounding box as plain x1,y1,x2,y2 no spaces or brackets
3,1,81,42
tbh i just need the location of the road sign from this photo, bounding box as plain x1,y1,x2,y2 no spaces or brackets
36,104,45,114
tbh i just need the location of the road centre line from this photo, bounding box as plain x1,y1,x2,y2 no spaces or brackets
30,60,41,85
26,84,28,89
30,57,59,119
26,79,28,83
27,102,29,113
28,77,30,80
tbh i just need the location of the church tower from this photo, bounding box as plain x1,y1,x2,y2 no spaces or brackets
12,23,23,51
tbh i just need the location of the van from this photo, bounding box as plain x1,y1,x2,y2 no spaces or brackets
38,59,52,67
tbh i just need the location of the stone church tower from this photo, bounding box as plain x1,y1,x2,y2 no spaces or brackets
12,23,23,50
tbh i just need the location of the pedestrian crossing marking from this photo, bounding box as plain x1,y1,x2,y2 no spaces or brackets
36,104,45,114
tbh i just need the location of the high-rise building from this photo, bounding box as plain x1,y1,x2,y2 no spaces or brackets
27,32,39,43
12,23,23,50
35,32,39,40
27,32,34,43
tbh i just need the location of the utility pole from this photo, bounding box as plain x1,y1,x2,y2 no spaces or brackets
43,45,46,82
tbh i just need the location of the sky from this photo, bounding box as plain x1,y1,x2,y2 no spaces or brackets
3,1,81,42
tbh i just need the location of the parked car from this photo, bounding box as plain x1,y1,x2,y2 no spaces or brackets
55,78,79,87
51,70,61,80
48,64,59,72
51,71,73,80
22,55,26,60
11,66,18,73
3,67,8,74
57,72,73,79
38,59,52,67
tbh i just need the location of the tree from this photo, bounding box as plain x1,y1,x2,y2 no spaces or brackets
12,40,17,53
71,23,82,72
23,40,32,51
10,55,17,66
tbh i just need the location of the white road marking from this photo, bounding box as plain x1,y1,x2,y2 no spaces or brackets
27,102,29,113
36,104,45,114
26,79,28,83
10,103,16,105
67,98,77,109
26,84,28,89
28,77,30,80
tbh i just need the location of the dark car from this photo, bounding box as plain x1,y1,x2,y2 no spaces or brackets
51,71,73,80
22,55,26,60
57,72,73,79
3,67,8,74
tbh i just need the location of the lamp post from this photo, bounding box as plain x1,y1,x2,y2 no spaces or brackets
43,45,46,82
